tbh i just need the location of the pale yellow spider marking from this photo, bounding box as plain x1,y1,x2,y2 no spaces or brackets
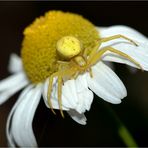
47,35,142,117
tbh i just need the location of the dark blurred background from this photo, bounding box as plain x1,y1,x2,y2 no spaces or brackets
0,1,148,147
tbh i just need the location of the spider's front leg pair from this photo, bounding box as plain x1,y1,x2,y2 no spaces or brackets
47,64,78,117
85,34,142,70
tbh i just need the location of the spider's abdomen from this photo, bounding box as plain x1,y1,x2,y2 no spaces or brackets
21,10,99,83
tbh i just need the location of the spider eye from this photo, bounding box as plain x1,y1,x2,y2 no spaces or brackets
56,36,82,59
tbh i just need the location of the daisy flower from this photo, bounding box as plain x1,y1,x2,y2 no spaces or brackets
1,10,148,147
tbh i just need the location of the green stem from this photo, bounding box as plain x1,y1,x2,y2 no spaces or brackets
118,124,138,147
104,103,138,147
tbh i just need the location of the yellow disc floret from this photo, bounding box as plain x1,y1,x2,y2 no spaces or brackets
21,10,99,83
57,36,82,59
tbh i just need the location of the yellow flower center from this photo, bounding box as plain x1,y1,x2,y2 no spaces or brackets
21,10,99,83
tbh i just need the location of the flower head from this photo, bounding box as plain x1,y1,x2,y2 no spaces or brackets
1,10,148,146
22,10,98,83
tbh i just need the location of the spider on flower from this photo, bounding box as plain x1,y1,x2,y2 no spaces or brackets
49,35,142,117
1,10,148,147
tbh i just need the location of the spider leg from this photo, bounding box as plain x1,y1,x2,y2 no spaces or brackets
57,60,70,72
56,67,78,116
57,75,64,118
83,46,93,59
89,46,143,70
48,66,78,116
57,60,69,65
48,72,64,117
83,42,100,60
72,71,80,79
88,68,93,78
100,34,138,46
87,34,138,64
71,66,93,79
63,67,78,80
47,72,59,115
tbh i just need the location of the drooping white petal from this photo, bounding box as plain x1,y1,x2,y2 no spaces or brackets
67,110,87,125
75,89,93,114
6,85,34,146
8,54,23,73
43,77,87,111
43,74,94,115
62,80,79,108
87,62,127,104
75,74,94,113
10,84,42,147
98,25,148,70
43,78,79,110
75,74,88,92
0,73,29,104
62,75,94,113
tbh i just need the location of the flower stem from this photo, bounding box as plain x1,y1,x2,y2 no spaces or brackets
118,124,138,147
103,103,138,147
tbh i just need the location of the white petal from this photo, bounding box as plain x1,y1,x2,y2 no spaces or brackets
6,85,34,146
98,25,148,43
62,80,79,108
11,84,42,147
43,75,93,114
75,74,88,92
67,110,87,125
76,89,94,113
0,80,28,105
0,72,27,91
8,54,23,73
98,25,148,70
87,62,127,104
75,74,94,113
0,73,29,104
62,75,93,113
